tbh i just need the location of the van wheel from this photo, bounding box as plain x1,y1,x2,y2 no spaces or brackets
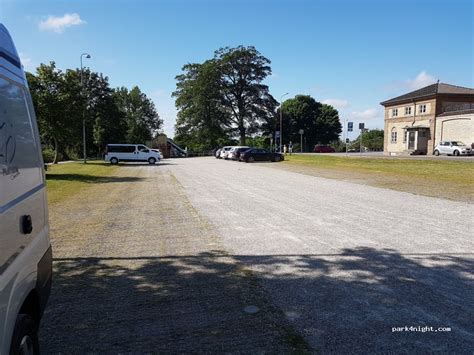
110,157,119,165
148,157,156,165
10,314,39,355
453,150,460,156
434,150,440,156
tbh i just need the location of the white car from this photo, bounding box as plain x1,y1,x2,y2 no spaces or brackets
433,141,472,156
227,146,249,160
1,24,52,354
219,146,233,159
105,144,161,164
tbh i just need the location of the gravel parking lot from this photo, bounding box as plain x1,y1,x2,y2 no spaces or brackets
170,157,474,353
41,157,473,353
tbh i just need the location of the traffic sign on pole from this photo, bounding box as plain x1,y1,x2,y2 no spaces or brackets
348,122,353,132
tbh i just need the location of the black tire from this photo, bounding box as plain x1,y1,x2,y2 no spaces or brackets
248,156,255,163
148,157,156,165
434,150,440,156
453,150,460,156
110,157,119,165
10,314,39,355
274,155,281,162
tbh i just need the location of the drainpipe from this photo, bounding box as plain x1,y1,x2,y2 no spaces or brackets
431,80,440,154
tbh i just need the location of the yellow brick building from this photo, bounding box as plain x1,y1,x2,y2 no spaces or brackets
381,83,474,155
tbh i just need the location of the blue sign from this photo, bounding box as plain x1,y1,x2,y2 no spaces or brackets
348,122,353,132
275,131,280,138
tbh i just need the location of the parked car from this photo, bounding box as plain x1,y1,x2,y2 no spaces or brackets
105,144,161,164
215,148,222,158
240,148,284,162
151,148,164,159
227,146,250,160
219,146,233,159
433,141,472,156
0,23,52,354
314,145,336,153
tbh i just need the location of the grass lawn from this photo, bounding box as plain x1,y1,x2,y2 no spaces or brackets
45,161,118,204
279,155,474,202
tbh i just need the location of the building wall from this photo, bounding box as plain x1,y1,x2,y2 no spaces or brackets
383,98,436,155
435,114,474,147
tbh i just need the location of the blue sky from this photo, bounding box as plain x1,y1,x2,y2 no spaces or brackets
1,0,473,138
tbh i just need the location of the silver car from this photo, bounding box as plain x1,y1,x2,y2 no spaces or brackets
219,146,233,159
433,141,472,156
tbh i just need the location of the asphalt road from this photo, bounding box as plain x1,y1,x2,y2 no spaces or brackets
168,157,474,353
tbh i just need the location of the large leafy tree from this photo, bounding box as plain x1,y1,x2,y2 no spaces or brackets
27,62,162,160
281,95,342,147
113,86,162,144
215,46,277,145
27,62,79,162
173,60,229,151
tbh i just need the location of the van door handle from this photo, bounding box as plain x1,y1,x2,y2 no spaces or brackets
21,215,33,234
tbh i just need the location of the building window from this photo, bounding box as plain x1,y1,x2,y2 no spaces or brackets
391,129,397,143
392,108,398,117
405,106,412,115
419,104,427,113
403,131,407,143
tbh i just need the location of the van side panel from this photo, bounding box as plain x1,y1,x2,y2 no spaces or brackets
0,66,49,351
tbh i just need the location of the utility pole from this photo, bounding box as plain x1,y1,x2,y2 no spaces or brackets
279,92,289,153
80,53,91,163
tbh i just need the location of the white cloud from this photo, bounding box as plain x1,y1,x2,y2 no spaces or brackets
350,108,380,120
322,98,349,109
39,13,85,33
405,71,436,90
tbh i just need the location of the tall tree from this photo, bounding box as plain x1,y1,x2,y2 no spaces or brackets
173,60,229,151
215,46,277,145
281,95,342,147
113,86,162,144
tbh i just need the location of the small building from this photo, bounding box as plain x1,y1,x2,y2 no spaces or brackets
380,83,474,155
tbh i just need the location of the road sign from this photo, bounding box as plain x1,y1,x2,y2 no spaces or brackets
348,122,353,132
346,138,350,143
275,131,280,138
359,123,365,130
299,129,304,135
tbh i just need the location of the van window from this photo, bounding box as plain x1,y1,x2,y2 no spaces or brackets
137,145,148,151
108,145,135,153
0,75,42,202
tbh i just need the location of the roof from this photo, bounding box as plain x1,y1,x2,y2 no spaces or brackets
437,109,474,117
380,83,474,106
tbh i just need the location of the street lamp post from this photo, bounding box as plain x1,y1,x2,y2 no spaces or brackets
279,92,289,153
80,53,91,163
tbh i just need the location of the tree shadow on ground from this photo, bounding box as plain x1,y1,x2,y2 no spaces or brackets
39,248,474,353
46,174,146,183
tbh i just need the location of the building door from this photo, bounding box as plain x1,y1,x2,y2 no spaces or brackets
408,131,416,149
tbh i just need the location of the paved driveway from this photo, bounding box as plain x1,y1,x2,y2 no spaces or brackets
169,157,474,353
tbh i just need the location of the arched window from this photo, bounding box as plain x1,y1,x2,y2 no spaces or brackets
391,128,397,143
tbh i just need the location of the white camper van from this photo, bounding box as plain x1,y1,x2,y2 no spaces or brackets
105,144,161,164
0,24,52,353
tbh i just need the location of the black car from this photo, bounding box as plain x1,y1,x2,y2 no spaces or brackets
239,148,284,162
231,147,251,160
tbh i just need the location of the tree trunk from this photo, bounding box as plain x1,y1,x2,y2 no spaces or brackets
52,136,58,164
239,127,246,145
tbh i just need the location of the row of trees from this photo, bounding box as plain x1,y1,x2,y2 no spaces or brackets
172,46,342,152
27,62,162,162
